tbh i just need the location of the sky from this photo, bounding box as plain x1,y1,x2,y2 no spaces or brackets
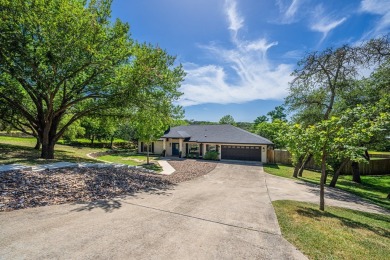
111,0,390,122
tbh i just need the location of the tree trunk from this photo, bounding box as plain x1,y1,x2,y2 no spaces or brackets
146,142,150,165
329,159,350,187
320,149,327,211
110,136,114,149
323,171,329,185
293,156,304,178
298,153,313,177
41,141,55,159
90,135,95,144
351,162,361,183
387,193,390,200
34,138,41,150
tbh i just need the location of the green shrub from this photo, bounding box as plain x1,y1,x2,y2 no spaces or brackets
203,150,219,160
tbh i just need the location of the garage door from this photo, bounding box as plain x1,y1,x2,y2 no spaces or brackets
221,145,261,161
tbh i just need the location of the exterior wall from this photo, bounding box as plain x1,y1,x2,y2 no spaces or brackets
164,138,184,156
137,140,164,155
150,138,269,162
154,141,164,155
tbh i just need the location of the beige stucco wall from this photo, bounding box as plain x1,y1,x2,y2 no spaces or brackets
137,140,164,155
139,139,269,162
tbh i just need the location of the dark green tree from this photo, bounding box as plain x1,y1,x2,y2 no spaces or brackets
0,0,184,158
267,106,287,122
219,115,236,125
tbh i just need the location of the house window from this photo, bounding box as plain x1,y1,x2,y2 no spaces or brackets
141,142,154,153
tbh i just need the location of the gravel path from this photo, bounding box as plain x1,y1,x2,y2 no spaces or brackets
0,159,217,212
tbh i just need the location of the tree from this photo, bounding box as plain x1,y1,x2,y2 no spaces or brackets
134,105,177,164
219,115,236,125
254,119,287,149
254,115,268,125
309,106,388,210
267,106,287,122
285,37,389,179
0,0,184,159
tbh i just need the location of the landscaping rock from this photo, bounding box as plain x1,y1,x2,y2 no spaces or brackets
0,159,217,212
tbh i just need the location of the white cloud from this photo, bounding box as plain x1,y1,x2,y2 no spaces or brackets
225,0,244,39
310,5,347,43
178,0,293,107
360,0,390,36
276,0,304,24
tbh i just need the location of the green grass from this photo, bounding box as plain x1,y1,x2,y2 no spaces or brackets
263,163,390,211
273,200,390,260
98,152,162,172
369,151,390,155
0,136,105,165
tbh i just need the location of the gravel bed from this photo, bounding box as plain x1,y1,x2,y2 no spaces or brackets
0,159,217,212
163,159,218,183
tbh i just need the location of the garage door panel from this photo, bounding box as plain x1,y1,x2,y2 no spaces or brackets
221,145,261,161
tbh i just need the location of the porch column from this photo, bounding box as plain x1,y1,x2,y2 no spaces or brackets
261,145,267,163
218,145,221,160
162,139,166,157
203,143,207,157
179,139,183,157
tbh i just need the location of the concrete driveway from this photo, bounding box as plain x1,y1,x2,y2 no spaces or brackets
0,163,306,259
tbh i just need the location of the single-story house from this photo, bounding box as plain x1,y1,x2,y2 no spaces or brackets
138,124,273,163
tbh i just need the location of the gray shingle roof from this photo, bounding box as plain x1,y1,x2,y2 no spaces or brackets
162,125,273,145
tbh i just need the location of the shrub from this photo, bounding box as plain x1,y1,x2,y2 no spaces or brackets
203,150,219,160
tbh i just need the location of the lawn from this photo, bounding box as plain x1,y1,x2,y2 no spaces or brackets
263,164,390,211
98,152,162,172
0,136,105,165
273,200,390,260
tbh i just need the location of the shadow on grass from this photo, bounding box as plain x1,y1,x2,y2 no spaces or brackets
263,163,281,169
0,143,97,165
296,206,390,238
292,181,390,214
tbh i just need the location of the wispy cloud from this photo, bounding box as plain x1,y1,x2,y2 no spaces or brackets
360,0,390,37
225,0,244,39
310,5,347,43
178,0,293,107
276,0,304,24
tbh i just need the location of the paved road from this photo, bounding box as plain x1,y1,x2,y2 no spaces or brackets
0,163,306,259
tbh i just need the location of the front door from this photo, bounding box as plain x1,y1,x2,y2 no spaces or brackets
172,143,179,156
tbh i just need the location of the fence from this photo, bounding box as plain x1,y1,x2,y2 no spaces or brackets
267,149,390,175
267,149,291,165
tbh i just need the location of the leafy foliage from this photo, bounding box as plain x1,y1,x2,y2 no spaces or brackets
203,150,219,160
219,115,236,125
0,0,184,158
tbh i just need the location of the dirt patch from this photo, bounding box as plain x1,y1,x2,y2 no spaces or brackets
0,159,218,212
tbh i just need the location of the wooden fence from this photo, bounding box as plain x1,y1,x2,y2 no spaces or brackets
267,149,390,175
267,149,291,165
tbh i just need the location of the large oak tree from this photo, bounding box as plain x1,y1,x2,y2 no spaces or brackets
0,0,184,158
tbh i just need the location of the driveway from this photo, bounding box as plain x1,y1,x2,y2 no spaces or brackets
0,163,306,259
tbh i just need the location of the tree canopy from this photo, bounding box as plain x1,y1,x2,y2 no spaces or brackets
219,115,236,125
0,0,185,158
283,34,390,210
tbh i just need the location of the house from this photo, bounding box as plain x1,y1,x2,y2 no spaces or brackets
138,124,273,163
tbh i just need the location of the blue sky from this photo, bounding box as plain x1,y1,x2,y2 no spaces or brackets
111,0,390,122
